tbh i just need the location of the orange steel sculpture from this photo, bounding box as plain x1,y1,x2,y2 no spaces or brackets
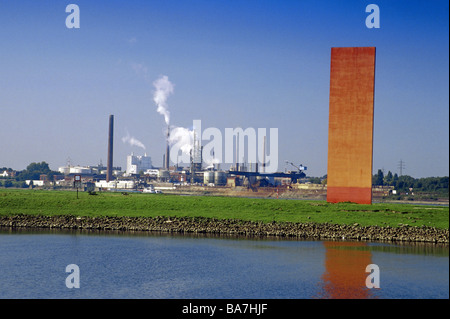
327,47,376,204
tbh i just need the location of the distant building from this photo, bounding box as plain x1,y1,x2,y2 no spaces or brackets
126,153,152,175
58,165,121,176
26,180,45,187
95,180,136,189
58,166,92,175
1,170,15,177
144,169,159,177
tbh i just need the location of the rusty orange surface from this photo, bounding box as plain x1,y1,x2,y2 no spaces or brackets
318,241,373,299
327,186,373,205
327,47,376,204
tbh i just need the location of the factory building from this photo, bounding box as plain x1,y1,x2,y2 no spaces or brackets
58,166,93,175
126,153,153,175
57,165,122,177
95,180,136,189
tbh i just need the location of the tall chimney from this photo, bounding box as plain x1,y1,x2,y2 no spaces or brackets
165,126,170,170
262,135,266,173
236,132,239,171
106,114,114,182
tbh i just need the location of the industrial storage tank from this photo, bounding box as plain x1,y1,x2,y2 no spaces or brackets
203,171,214,185
58,166,70,175
214,171,227,186
69,166,92,175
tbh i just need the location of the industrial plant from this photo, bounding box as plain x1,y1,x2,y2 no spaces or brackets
48,114,318,198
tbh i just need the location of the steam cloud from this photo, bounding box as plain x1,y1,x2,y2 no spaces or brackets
204,157,220,170
153,75,174,125
168,126,194,155
152,75,200,165
122,130,146,150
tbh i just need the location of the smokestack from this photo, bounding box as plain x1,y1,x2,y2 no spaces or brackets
165,126,170,169
106,114,114,182
236,132,239,171
262,135,266,173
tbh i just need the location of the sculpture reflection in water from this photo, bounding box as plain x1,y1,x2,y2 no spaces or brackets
317,241,379,299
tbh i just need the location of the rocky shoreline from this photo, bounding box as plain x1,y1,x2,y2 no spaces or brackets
0,214,448,244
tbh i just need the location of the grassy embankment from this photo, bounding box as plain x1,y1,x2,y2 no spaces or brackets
0,189,448,229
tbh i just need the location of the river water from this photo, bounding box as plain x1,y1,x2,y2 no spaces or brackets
0,229,448,299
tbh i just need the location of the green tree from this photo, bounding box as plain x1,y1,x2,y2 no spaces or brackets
396,175,415,191
16,161,55,181
373,169,384,186
308,177,321,184
392,173,399,188
384,171,393,185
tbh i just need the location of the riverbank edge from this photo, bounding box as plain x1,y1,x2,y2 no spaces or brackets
0,214,448,244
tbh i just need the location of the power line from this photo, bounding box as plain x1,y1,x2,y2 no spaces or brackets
398,159,406,176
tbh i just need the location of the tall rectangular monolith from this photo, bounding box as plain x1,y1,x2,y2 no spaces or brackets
327,47,376,204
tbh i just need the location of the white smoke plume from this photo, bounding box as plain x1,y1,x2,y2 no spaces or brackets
204,158,220,170
122,130,146,150
153,75,174,125
169,126,193,155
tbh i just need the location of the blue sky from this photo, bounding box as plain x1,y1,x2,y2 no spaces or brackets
0,0,448,178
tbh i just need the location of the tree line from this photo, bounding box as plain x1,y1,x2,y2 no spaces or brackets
372,169,449,193
0,162,60,188
307,171,448,194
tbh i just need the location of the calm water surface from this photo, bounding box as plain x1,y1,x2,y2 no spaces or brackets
0,229,448,299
